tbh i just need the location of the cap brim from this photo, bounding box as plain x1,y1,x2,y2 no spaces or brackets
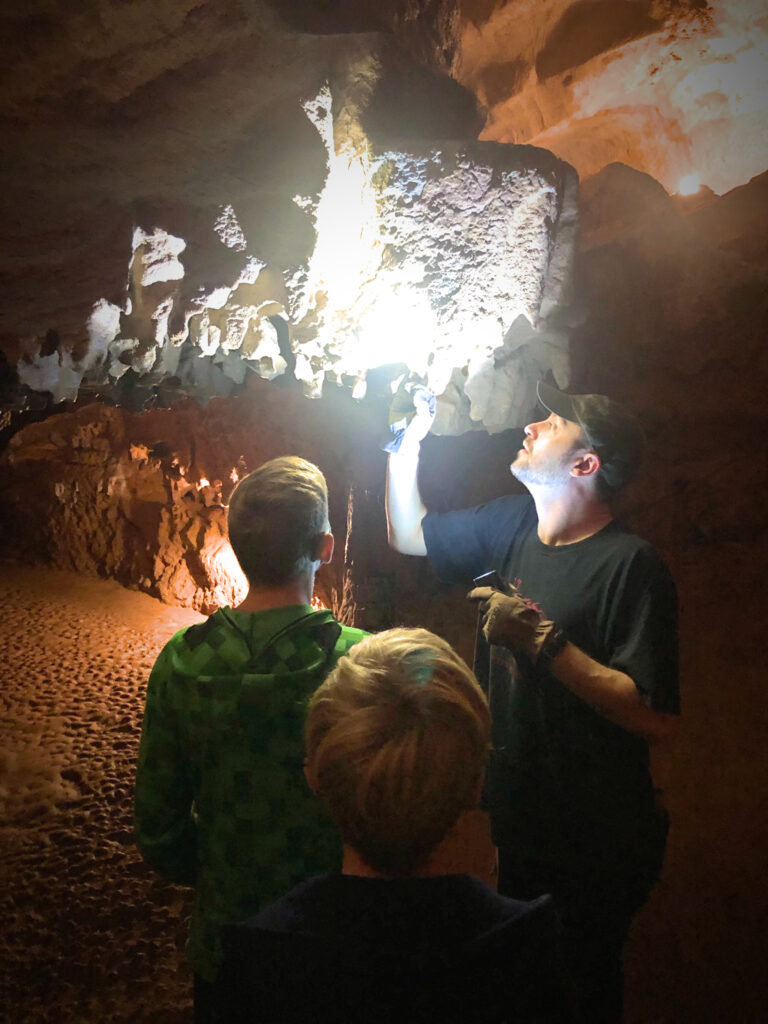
537,381,578,423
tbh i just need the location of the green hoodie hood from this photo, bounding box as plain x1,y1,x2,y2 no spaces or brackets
169,604,343,686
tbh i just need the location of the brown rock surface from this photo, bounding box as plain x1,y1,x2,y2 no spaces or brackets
572,163,768,556
0,378,376,614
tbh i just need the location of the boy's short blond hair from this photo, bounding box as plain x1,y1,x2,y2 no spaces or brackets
227,456,328,586
305,628,491,876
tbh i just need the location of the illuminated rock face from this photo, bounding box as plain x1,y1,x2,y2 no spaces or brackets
8,76,577,434
1,0,765,429
287,107,578,430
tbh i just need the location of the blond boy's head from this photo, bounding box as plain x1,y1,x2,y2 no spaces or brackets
227,456,329,586
305,628,491,876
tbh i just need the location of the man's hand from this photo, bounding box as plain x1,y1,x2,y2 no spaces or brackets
381,379,436,456
468,585,565,664
403,383,436,449
469,586,677,743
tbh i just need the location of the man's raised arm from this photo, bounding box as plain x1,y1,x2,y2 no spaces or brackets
385,386,435,556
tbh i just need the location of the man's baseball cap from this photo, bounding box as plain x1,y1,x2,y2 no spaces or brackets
537,381,646,492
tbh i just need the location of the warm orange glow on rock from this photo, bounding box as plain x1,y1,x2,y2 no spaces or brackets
199,538,247,609
459,0,768,196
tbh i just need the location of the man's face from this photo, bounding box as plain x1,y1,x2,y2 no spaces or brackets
511,412,586,487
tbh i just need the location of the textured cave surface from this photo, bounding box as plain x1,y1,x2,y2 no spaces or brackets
9,131,576,430
2,0,766,419
1,3,768,1022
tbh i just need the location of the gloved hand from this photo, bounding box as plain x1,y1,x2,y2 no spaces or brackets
468,585,567,665
380,376,436,455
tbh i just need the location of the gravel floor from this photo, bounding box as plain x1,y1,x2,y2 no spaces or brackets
0,564,203,1023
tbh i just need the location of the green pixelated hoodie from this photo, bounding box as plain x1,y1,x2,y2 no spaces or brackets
134,604,368,981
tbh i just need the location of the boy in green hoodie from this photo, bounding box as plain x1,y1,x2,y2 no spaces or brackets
134,456,367,1018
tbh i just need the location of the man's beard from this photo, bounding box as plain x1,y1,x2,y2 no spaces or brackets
511,449,572,488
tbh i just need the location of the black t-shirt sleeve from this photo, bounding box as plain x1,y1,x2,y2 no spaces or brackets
606,545,680,714
423,495,533,586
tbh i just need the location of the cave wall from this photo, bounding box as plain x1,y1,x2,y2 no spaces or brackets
569,164,768,1022
4,0,766,425
0,377,382,613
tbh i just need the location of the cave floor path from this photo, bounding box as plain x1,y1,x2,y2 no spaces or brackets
0,563,203,1024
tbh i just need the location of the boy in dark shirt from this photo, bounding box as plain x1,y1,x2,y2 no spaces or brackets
217,628,572,1024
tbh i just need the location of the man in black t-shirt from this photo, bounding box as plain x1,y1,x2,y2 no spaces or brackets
385,381,679,1023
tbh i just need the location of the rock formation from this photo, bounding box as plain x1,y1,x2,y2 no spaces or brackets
6,59,578,431
3,0,765,426
452,1,767,194
0,379,368,615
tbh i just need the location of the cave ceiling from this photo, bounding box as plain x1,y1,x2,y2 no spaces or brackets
0,0,766,429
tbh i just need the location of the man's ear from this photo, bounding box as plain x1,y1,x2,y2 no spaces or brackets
571,451,602,479
314,532,334,565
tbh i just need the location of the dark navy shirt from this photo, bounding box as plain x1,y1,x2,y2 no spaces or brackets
423,494,679,878
218,875,572,1023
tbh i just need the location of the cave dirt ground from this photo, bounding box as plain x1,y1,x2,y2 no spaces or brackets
1,564,203,1023
1,560,766,1023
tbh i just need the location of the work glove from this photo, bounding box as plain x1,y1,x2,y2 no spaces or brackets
380,376,436,455
468,585,568,666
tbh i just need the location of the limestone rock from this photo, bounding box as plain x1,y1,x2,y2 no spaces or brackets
3,35,576,435
287,103,578,428
0,376,387,614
